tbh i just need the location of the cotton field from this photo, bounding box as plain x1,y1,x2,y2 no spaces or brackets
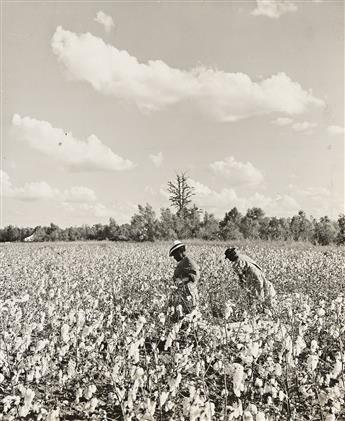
0,242,344,420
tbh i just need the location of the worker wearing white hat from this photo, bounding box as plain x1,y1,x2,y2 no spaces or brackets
168,240,200,322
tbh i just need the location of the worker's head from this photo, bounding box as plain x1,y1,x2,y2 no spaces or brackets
169,240,186,262
225,247,239,262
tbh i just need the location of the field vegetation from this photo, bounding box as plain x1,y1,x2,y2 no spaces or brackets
0,241,344,420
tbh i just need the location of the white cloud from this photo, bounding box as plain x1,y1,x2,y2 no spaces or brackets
63,202,110,218
273,116,293,126
250,193,300,216
144,185,155,195
1,170,58,201
1,171,140,225
13,182,59,201
51,27,324,122
63,201,136,225
291,121,317,131
1,170,97,203
94,11,115,33
188,179,299,217
62,186,97,203
158,178,299,217
252,0,297,18
2,160,17,170
188,179,342,220
12,114,135,172
288,184,343,218
289,184,331,199
159,186,170,200
327,125,344,136
210,156,264,187
149,152,163,167
0,170,12,196
273,117,317,134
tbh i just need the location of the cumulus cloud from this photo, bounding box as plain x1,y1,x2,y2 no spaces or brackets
327,125,344,136
94,11,115,33
160,178,299,217
61,186,97,203
1,170,58,201
273,117,317,134
272,116,293,126
149,152,163,167
51,27,323,121
188,179,299,217
159,186,170,200
63,202,111,218
210,156,264,187
1,170,12,195
1,170,97,202
288,184,331,199
12,114,134,172
12,182,59,201
144,185,155,195
252,0,297,18
2,177,131,224
63,201,136,224
291,121,317,133
288,184,343,218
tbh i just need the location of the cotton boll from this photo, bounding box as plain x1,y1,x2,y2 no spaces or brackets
243,411,254,421
61,323,70,343
246,404,258,414
256,412,266,421
47,408,60,421
310,339,318,353
307,355,319,372
331,359,342,379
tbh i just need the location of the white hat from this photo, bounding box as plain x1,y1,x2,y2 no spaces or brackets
169,240,185,256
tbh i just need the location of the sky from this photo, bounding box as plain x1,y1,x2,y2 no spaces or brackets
1,0,344,227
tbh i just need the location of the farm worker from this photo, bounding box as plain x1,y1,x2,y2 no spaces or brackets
168,240,200,321
224,247,276,307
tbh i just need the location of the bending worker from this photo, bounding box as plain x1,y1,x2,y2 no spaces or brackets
225,247,276,307
168,240,200,322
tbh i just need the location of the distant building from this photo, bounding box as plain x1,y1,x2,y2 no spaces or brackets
24,234,35,242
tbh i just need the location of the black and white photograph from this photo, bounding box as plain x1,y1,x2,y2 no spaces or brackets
0,0,344,419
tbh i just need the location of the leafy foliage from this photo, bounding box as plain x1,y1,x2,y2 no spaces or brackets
1,211,344,247
167,173,195,216
336,215,345,246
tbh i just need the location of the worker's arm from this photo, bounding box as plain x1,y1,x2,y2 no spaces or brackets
175,258,199,285
233,257,247,282
175,272,196,286
238,273,245,287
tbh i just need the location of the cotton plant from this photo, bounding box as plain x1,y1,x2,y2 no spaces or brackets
18,387,35,417
1,242,344,419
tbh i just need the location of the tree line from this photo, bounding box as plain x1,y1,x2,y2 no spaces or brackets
1,207,344,245
1,174,344,245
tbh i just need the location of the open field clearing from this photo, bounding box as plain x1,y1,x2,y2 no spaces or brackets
0,242,344,420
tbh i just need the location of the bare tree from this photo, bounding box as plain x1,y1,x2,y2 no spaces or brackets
167,173,195,216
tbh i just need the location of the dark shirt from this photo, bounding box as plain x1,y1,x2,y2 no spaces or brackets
170,256,200,315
